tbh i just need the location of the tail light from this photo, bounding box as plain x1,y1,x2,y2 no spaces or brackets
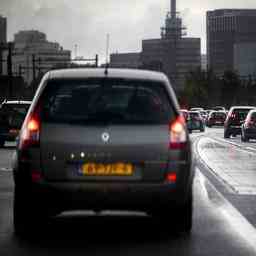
169,115,187,149
19,102,41,150
245,120,254,128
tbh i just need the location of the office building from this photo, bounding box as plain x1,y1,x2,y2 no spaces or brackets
207,9,256,77
0,15,7,75
110,52,141,68
110,1,201,92
2,30,71,85
0,15,7,44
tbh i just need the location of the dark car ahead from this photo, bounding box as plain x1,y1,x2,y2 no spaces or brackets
187,111,205,133
12,68,194,236
180,109,189,122
206,111,226,127
241,109,256,142
224,106,256,138
0,100,31,147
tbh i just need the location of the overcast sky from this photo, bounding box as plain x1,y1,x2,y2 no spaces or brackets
1,0,256,62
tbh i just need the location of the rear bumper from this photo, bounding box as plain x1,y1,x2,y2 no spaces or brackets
30,181,192,212
244,128,256,138
225,126,241,135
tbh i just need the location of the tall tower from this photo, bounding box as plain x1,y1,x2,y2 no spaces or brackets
161,0,186,39
0,16,7,44
171,0,176,18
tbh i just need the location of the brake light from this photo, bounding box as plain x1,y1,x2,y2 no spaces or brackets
19,102,41,150
166,173,177,183
246,121,254,128
169,115,187,149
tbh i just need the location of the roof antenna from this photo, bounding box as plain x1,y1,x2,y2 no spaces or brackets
104,33,110,75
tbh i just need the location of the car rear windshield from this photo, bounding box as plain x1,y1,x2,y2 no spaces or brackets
189,112,200,118
233,108,254,120
41,79,174,125
0,104,30,127
212,112,226,118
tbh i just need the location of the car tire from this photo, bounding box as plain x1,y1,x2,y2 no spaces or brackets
172,188,193,233
13,185,46,237
153,187,193,234
224,130,230,138
0,139,5,148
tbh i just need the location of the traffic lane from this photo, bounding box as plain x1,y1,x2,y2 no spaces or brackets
0,146,14,192
0,144,15,172
205,127,256,152
1,170,256,255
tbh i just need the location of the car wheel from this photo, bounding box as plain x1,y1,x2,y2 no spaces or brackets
13,185,46,237
0,139,5,148
172,188,193,233
153,187,193,234
224,130,230,138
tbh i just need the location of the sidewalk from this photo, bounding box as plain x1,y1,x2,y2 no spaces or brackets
197,137,256,195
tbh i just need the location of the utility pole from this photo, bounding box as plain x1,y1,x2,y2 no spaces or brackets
95,54,98,67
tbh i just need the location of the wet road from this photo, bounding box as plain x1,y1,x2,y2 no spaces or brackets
1,129,256,255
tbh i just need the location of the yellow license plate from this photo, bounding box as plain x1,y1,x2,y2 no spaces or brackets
80,163,133,176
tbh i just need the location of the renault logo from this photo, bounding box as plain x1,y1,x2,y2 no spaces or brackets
102,132,110,142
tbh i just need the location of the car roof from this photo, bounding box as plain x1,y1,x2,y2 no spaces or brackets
230,106,256,110
189,111,200,114
2,100,32,105
47,68,169,83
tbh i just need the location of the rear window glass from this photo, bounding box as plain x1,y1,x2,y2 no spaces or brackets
41,79,174,125
0,104,30,127
212,112,226,118
189,112,200,118
233,108,254,120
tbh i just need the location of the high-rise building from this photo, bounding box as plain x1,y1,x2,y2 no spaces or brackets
141,0,201,92
110,52,142,69
2,30,71,84
110,0,201,93
0,15,7,44
207,9,256,77
0,15,7,75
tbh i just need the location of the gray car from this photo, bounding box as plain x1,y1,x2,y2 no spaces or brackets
13,68,194,236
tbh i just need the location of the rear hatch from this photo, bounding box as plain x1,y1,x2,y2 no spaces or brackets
40,78,176,182
0,103,29,137
230,108,255,126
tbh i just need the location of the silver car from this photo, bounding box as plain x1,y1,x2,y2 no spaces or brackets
13,68,194,236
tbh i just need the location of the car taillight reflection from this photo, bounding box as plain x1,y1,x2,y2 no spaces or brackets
169,115,187,149
19,103,41,150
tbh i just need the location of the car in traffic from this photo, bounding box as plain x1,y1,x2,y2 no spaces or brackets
241,109,256,142
206,111,226,127
12,68,195,236
180,109,190,122
187,111,205,133
212,106,226,112
0,100,31,147
224,106,256,138
190,107,204,112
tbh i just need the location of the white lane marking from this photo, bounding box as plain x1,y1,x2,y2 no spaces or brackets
197,169,256,253
197,137,256,195
0,167,12,172
216,137,256,155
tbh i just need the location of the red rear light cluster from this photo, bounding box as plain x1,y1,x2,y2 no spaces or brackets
19,103,41,150
169,115,187,149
